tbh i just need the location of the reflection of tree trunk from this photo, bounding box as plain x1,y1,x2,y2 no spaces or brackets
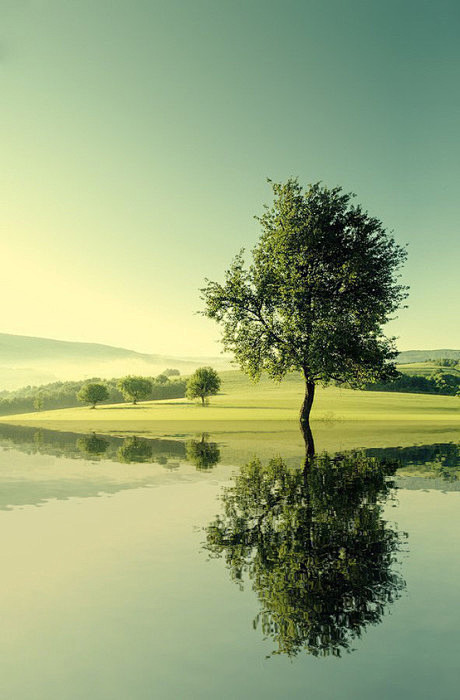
300,380,315,459
301,423,315,461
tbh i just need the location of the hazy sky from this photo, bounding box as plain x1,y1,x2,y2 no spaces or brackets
1,0,459,355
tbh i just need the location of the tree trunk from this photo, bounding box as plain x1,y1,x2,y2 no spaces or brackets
300,379,315,459
201,395,205,406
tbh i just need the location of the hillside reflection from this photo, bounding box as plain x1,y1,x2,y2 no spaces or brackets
1,422,459,476
0,423,213,468
204,452,406,657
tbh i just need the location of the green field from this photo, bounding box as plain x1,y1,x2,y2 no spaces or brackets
398,361,460,377
1,370,459,454
4,369,460,422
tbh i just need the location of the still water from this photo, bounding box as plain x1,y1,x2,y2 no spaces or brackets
0,424,458,699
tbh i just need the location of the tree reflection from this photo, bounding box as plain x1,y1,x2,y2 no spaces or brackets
117,436,153,463
366,443,460,482
204,451,406,657
76,433,109,457
186,434,221,470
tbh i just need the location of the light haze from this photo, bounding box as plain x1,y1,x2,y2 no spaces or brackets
1,0,458,355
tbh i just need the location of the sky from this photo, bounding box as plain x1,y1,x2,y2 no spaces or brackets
1,0,459,356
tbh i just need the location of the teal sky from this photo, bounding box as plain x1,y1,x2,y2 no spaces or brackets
1,0,459,355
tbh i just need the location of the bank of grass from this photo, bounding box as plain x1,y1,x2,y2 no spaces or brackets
1,369,460,456
2,370,459,429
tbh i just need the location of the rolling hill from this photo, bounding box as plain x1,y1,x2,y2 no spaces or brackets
1,331,459,392
397,349,460,363
0,333,231,389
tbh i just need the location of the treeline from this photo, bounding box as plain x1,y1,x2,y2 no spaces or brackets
432,358,459,368
365,371,460,396
0,371,186,416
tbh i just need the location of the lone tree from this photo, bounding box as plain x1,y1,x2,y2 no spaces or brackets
118,376,153,404
201,179,408,454
186,367,221,405
77,382,109,409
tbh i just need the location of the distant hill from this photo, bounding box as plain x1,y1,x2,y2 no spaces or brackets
397,349,460,364
0,333,157,363
2,333,459,390
0,333,231,390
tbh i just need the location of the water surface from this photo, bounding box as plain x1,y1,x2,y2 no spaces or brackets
0,424,458,699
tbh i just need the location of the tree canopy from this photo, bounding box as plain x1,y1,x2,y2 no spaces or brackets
117,376,153,404
163,368,181,376
201,179,408,449
186,367,221,405
155,373,170,385
77,382,109,408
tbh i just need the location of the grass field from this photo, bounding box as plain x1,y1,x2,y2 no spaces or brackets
398,361,460,377
3,369,460,424
1,370,459,454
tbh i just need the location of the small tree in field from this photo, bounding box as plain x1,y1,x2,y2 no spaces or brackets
186,367,221,405
118,376,153,404
33,393,44,411
77,383,109,409
201,179,408,455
